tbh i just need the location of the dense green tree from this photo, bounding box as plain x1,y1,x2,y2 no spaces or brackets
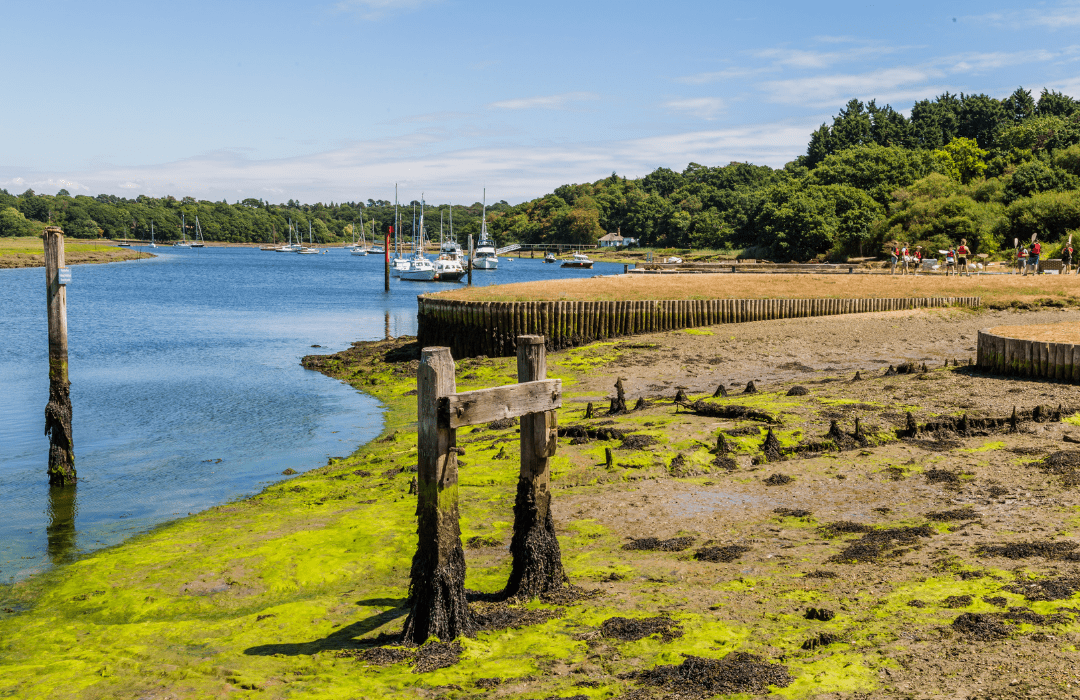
807,144,931,205
0,206,36,236
1004,87,1036,123
1036,89,1078,117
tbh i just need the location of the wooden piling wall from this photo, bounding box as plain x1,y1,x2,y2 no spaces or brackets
417,295,981,359
976,328,1080,382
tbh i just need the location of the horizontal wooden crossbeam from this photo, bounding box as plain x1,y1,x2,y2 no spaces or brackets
438,379,561,428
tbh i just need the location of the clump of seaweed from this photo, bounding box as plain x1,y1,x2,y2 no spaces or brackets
694,544,751,563
631,652,793,696
828,525,934,564
952,613,1010,641
623,536,695,552
600,616,684,642
925,508,980,522
976,541,1079,560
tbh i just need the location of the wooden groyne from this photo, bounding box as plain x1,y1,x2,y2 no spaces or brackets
977,327,1080,381
417,295,981,359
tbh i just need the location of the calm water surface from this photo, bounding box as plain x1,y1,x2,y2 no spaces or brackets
1,246,621,581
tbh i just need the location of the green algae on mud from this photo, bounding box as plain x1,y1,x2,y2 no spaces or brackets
3,334,1080,699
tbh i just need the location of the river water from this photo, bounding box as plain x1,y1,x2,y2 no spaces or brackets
1,246,621,582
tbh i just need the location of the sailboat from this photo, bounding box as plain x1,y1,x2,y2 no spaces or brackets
148,220,157,248
432,206,465,282
190,216,206,247
277,219,302,251
472,189,498,269
391,185,410,275
400,196,436,281
369,217,385,255
350,211,369,256
175,213,192,248
296,220,319,254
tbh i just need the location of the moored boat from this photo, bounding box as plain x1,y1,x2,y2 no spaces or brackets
561,252,594,268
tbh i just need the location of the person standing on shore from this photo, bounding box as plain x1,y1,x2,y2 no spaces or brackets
890,241,899,275
1065,242,1074,274
945,247,956,276
901,242,911,275
912,246,923,275
1030,239,1041,274
957,239,971,276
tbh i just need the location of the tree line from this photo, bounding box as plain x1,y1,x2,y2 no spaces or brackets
3,86,1080,260
0,190,512,247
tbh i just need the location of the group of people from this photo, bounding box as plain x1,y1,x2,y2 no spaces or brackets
889,239,974,276
1014,241,1076,275
890,239,1077,275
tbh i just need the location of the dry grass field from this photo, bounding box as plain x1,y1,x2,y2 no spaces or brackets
439,273,1080,307
989,321,1080,342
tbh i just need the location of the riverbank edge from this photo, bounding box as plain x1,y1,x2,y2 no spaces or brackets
0,249,156,269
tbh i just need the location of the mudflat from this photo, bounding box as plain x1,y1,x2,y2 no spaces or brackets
2,305,1078,699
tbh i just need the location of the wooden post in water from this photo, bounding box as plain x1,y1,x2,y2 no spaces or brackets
467,234,473,286
384,228,390,292
43,227,75,486
401,347,474,644
505,335,566,597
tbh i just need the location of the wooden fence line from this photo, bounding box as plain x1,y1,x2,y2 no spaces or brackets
976,329,1080,382
416,295,981,359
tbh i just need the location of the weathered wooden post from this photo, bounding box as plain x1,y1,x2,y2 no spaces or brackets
468,234,473,286
384,227,390,292
505,336,566,597
43,227,75,486
401,347,474,644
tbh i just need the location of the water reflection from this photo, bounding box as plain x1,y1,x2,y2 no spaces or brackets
46,485,78,565
385,311,392,340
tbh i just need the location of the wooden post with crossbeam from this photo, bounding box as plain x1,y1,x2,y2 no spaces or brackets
43,226,75,486
402,337,566,643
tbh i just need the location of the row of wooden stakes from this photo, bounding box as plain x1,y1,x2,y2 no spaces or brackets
977,330,1080,381
417,295,982,359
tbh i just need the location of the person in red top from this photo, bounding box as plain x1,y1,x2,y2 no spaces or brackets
1065,244,1074,274
1030,240,1042,274
956,239,971,276
890,241,900,275
912,246,923,274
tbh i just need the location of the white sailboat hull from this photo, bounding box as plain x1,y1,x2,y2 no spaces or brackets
473,256,498,269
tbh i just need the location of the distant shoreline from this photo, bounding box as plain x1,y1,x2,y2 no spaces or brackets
0,241,155,269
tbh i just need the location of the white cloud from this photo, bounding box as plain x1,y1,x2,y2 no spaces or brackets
487,92,599,110
334,0,440,20
753,45,907,70
0,119,817,205
973,2,1080,29
761,66,944,107
676,67,777,84
943,50,1058,73
664,97,726,120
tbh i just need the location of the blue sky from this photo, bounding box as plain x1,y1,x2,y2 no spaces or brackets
2,0,1079,204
